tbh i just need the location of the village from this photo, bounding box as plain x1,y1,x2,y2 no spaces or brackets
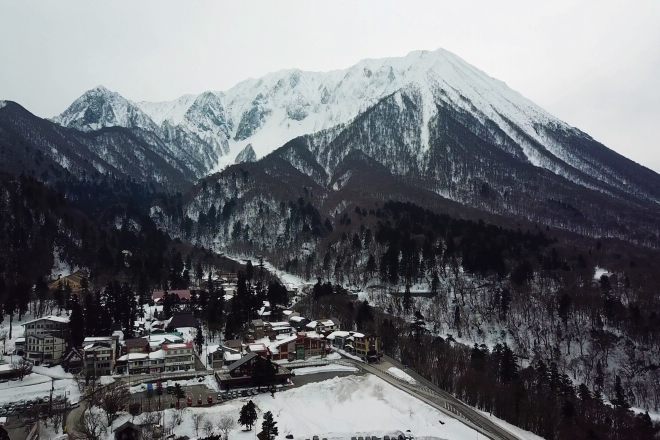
0,269,469,440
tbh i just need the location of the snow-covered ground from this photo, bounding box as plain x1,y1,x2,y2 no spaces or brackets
0,368,80,406
221,252,311,292
386,367,417,384
292,365,358,376
477,410,545,440
109,373,479,439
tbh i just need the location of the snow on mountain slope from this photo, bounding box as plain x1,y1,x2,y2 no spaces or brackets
52,49,659,204
134,49,573,174
53,85,159,133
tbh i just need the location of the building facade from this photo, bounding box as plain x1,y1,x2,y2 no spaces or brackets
21,316,70,365
82,336,118,378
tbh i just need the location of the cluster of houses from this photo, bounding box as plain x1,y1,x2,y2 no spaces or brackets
10,282,382,392
12,308,201,380
209,302,382,389
81,310,200,378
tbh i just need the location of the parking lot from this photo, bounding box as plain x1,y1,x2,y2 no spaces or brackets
0,395,68,418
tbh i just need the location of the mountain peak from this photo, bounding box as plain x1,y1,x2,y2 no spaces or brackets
54,86,158,133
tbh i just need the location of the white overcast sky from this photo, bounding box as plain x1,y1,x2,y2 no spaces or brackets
1,0,659,172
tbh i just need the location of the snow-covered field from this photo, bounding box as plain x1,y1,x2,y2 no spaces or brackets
292,364,358,376
0,366,80,405
109,373,478,439
387,367,417,384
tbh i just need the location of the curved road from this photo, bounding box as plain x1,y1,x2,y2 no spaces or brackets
343,355,521,440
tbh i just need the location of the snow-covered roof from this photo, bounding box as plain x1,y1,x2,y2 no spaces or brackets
270,334,297,348
248,343,267,352
321,319,335,327
267,321,289,327
145,333,183,344
117,353,149,361
83,336,113,343
22,315,70,326
223,352,241,362
306,320,317,329
149,349,165,360
326,330,351,340
163,342,192,350
289,316,306,322
271,326,292,332
302,331,324,340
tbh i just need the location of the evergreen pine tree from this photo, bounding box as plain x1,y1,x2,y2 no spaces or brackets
239,400,257,430
612,375,630,410
261,411,278,439
69,295,85,347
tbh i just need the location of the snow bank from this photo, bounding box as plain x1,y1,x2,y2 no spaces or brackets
292,365,358,376
387,367,417,384
477,410,545,440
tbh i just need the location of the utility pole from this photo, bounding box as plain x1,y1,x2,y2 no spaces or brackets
49,377,55,416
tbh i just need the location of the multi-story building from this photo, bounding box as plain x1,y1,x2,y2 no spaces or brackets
326,330,381,361
162,342,195,372
116,352,151,375
24,334,67,366
294,332,327,359
352,333,381,361
82,336,118,378
115,342,195,375
21,316,70,365
267,335,297,361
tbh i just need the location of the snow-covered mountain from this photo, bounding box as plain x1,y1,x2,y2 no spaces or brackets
53,85,160,133
134,49,570,170
56,49,657,200
50,48,660,245
53,87,223,177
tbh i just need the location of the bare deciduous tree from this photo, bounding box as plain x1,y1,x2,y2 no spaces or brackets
170,409,183,427
74,408,107,440
11,357,32,381
217,415,236,439
191,412,204,437
99,383,130,425
203,418,215,437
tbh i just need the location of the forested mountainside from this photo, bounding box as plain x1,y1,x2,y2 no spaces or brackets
0,172,241,322
0,101,197,192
